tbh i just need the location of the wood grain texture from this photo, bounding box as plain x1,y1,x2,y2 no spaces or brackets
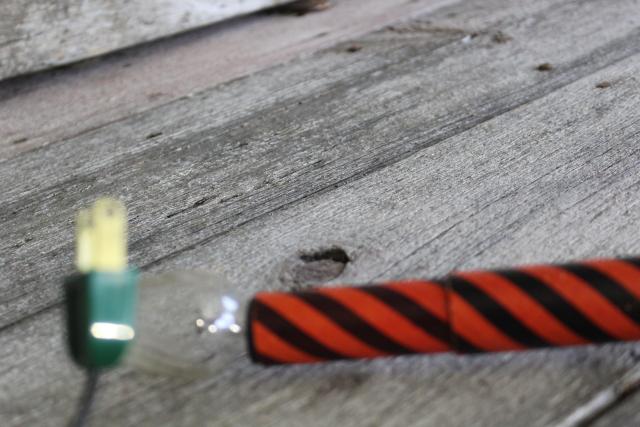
4,30,640,427
3,0,640,425
591,378,640,427
0,0,293,81
2,0,640,328
0,0,456,161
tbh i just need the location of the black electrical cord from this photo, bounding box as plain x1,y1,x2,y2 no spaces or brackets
69,369,100,427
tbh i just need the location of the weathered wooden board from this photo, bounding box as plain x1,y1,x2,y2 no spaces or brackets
0,0,293,81
2,0,640,328
3,0,640,425
0,0,456,162
3,28,640,427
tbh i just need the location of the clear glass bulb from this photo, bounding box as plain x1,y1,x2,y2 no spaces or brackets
124,270,248,379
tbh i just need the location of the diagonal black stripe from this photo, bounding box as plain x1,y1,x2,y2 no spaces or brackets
622,257,640,271
499,270,614,343
450,276,550,348
295,291,415,355
440,278,483,354
359,285,480,352
563,264,640,325
252,300,345,360
246,299,281,365
359,285,450,342
452,336,481,353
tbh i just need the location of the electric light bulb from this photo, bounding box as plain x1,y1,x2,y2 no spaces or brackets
125,270,248,378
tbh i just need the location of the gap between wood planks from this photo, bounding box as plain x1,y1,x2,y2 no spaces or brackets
0,0,456,161
553,361,640,427
0,0,296,81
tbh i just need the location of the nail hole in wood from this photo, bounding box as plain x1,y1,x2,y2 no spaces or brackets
280,247,351,289
536,63,553,72
299,247,350,264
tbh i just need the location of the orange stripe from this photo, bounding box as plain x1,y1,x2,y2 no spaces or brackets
385,280,449,321
252,321,322,364
317,287,451,352
256,293,385,359
585,259,640,300
449,290,525,351
523,265,640,340
458,271,586,346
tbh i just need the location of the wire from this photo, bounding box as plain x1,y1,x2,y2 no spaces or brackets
69,370,100,427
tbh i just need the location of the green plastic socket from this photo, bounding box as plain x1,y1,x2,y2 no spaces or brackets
65,269,138,368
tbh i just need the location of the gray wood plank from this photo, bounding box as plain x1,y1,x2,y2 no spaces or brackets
2,0,640,330
591,378,640,427
3,32,640,427
0,0,457,162
0,0,293,81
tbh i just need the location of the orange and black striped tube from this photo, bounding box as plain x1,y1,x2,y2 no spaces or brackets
246,257,640,364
